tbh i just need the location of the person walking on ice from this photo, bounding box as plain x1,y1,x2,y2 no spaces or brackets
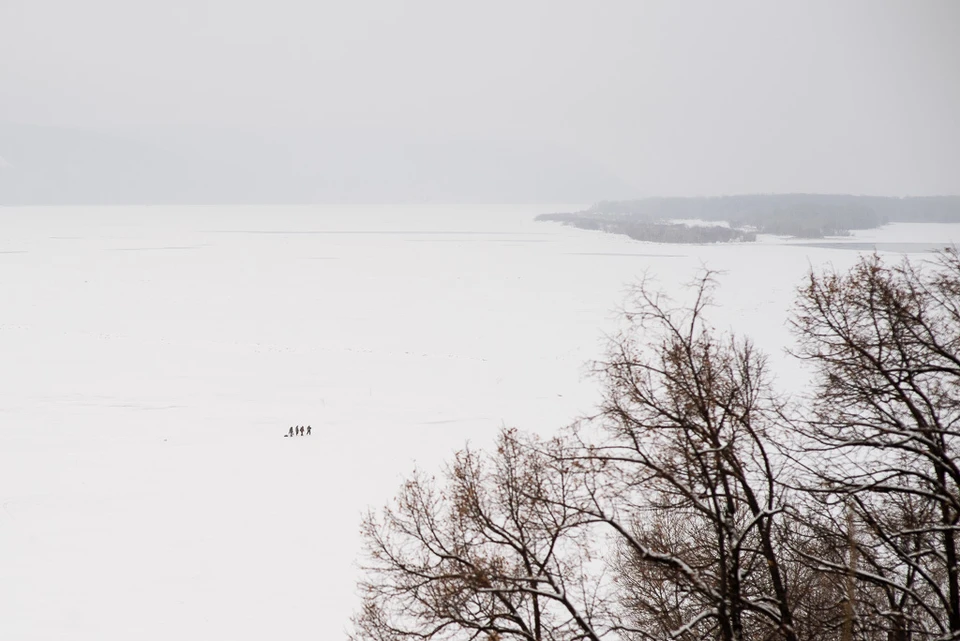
288,426,294,437
306,425,312,436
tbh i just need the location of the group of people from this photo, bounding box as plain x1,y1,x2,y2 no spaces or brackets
286,425,312,437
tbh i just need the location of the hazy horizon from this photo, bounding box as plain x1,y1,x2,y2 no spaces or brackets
2,1,958,203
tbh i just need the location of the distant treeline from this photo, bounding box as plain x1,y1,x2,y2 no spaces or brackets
535,214,757,243
537,194,960,242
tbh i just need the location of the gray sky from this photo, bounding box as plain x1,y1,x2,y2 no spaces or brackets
1,0,958,198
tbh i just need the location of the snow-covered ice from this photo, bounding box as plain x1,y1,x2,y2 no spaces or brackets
1,204,957,639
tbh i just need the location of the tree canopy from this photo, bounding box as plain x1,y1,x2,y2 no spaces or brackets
353,250,960,641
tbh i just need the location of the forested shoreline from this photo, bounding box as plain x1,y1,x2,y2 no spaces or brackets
537,194,960,243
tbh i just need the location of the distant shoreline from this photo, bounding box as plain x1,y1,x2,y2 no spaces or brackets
536,194,960,243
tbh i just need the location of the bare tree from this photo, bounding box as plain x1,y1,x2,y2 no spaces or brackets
791,250,960,641
351,429,611,641
569,273,798,641
353,254,960,641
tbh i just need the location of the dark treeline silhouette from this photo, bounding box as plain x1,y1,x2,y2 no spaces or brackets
537,215,757,243
537,194,960,242
352,250,960,641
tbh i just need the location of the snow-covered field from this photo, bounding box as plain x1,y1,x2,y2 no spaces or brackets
1,205,956,640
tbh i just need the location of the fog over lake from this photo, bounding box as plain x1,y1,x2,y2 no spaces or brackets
2,1,958,202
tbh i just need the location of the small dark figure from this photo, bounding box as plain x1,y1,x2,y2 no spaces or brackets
306,425,312,436
299,426,305,436
288,426,294,437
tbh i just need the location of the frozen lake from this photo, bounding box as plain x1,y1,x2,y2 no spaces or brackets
1,204,957,640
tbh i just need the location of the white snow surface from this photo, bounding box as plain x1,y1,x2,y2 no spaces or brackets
1,205,957,640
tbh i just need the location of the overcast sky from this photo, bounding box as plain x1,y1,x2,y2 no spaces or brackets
1,0,958,197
